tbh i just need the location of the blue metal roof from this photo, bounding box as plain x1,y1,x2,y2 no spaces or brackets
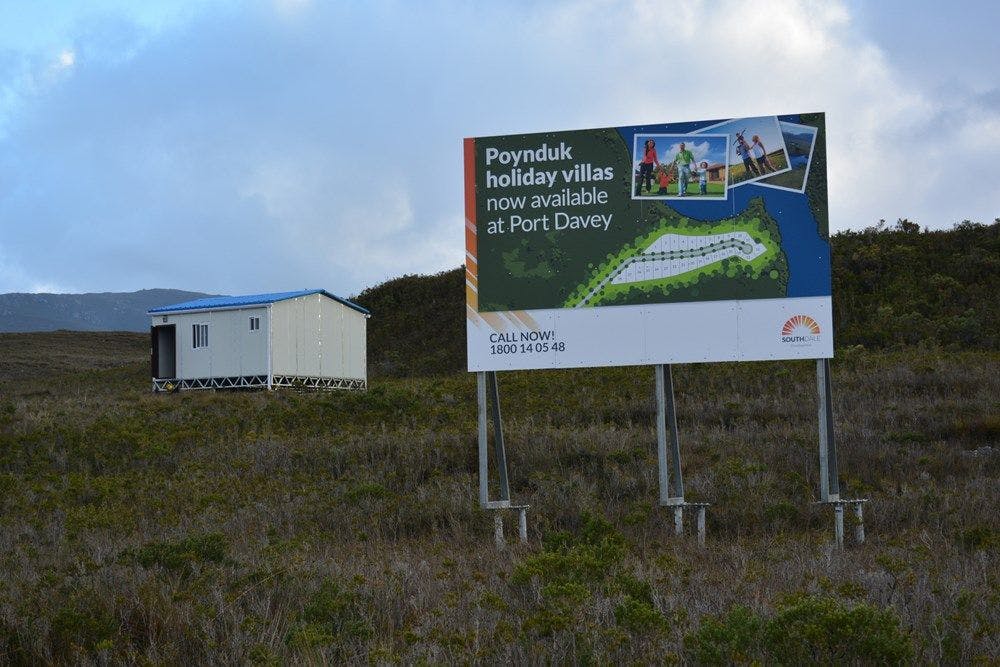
148,289,370,316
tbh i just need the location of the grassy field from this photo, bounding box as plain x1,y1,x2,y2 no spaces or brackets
759,165,807,191
729,150,789,185
0,332,997,663
639,181,725,197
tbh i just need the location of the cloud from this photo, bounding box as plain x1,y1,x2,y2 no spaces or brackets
0,0,995,295
0,247,74,294
56,49,76,69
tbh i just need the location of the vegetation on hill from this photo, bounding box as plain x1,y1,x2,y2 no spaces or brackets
352,268,466,377
0,333,996,663
833,219,999,350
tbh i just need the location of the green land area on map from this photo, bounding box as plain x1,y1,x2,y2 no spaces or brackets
565,197,788,308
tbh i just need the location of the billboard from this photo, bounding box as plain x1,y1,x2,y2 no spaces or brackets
464,113,832,371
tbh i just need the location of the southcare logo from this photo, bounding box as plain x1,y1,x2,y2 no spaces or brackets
781,315,821,343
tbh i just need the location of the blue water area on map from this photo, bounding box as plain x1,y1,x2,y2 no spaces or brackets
616,114,830,298
657,186,831,298
737,186,830,297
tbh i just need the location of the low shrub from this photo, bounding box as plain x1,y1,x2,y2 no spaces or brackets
685,593,914,664
512,513,666,638
123,532,229,572
286,578,372,649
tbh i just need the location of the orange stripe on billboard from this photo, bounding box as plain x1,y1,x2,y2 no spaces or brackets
509,310,540,331
480,312,507,330
465,283,478,311
463,138,477,261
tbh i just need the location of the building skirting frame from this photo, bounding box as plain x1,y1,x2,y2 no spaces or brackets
152,375,366,392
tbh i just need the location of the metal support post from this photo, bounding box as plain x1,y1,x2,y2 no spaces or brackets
655,364,684,503
478,371,511,508
834,502,845,548
655,365,670,504
813,498,868,548
817,358,861,548
665,365,684,499
655,365,709,543
478,371,528,547
494,513,505,549
816,358,840,501
487,372,510,502
477,372,489,507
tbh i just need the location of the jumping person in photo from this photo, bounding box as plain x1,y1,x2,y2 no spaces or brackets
637,139,659,195
751,134,776,174
735,133,760,179
673,142,695,196
696,161,709,195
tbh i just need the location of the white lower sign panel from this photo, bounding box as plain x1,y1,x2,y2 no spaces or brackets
467,297,833,371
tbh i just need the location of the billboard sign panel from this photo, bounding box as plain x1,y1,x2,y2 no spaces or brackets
464,113,832,371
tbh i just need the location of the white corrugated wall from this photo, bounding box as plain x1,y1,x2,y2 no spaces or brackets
150,306,269,379
269,294,367,381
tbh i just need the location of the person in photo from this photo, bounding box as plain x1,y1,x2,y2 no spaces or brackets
751,134,776,174
673,142,695,196
696,161,709,195
657,166,671,195
637,139,659,195
735,133,760,179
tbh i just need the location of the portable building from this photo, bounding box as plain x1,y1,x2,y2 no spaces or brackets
147,289,369,392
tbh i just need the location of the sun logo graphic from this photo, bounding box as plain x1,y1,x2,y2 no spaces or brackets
780,315,821,343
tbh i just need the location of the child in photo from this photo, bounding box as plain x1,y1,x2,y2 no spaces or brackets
657,167,671,195
696,161,708,195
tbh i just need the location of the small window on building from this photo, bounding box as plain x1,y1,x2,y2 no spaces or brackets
249,316,260,332
193,323,209,349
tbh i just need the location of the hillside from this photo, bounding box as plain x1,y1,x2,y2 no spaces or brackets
0,333,996,662
352,268,466,377
832,219,999,349
0,289,213,333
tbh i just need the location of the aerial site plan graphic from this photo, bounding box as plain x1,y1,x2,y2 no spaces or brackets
464,113,833,371
564,197,784,308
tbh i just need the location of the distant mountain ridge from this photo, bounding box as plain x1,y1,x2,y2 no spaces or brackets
0,289,214,332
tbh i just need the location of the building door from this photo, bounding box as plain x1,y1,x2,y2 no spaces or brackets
151,325,176,378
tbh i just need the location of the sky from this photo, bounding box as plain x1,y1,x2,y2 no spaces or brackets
0,0,997,296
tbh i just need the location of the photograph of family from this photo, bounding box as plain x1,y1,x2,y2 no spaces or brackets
631,134,728,200
695,116,792,187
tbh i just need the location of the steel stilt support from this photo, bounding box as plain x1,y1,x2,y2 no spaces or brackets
477,371,528,547
854,501,865,544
